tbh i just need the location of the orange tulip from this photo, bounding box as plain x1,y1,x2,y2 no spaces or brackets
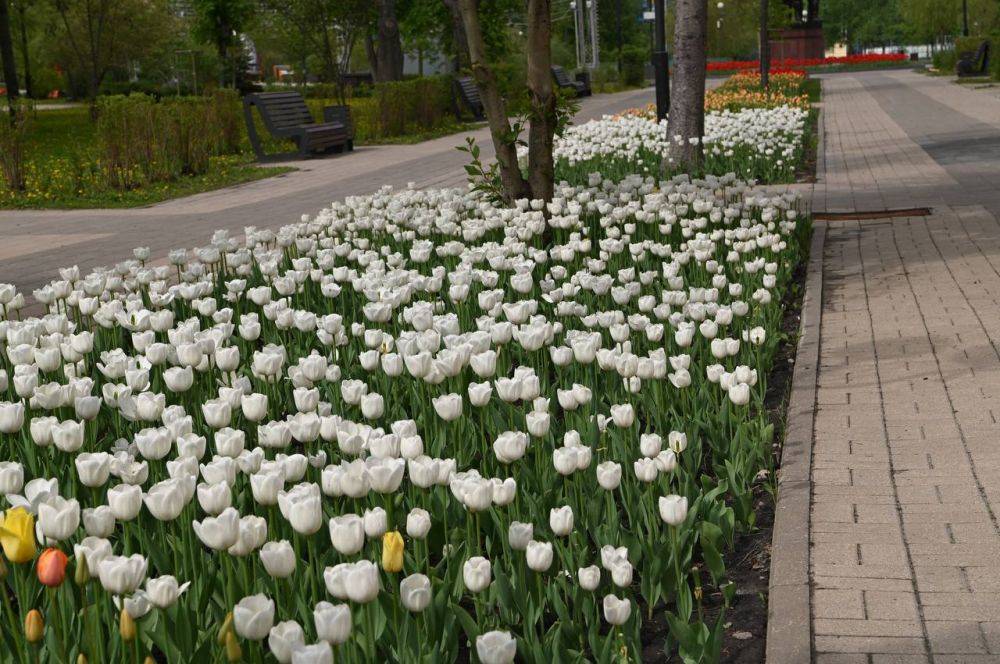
37,548,68,587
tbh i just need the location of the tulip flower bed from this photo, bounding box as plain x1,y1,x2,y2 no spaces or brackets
0,168,809,663
704,71,810,114
707,53,909,73
550,105,808,185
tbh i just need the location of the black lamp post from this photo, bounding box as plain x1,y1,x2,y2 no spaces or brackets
652,0,669,120
962,0,970,37
760,0,770,89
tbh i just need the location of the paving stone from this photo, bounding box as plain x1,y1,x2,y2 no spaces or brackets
796,70,1000,662
925,621,989,654
814,588,866,620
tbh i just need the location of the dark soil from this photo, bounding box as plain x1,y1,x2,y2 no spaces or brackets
639,236,809,662
714,236,809,664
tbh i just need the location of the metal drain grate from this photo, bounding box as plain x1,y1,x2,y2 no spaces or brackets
813,207,932,221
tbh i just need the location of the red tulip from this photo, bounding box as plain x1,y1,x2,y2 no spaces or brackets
37,548,68,587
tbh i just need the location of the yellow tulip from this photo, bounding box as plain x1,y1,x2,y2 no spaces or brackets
25,609,43,643
0,507,36,564
382,531,404,573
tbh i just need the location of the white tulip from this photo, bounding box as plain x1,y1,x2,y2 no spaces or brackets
234,594,275,641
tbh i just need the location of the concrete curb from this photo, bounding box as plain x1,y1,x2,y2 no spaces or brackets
764,222,825,664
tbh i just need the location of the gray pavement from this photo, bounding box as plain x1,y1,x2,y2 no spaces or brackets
0,87,656,298
771,70,1000,663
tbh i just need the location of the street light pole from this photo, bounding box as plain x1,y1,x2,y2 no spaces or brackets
962,0,970,37
760,0,769,90
653,0,669,120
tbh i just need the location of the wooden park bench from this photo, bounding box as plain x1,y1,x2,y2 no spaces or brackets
957,41,990,77
453,76,485,121
243,91,354,160
551,66,592,97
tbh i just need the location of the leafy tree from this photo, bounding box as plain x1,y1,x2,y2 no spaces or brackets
256,0,368,87
191,0,255,87
399,0,448,75
595,0,647,69
822,0,904,50
50,0,175,100
900,0,999,43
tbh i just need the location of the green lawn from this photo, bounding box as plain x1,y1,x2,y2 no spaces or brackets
1,106,293,210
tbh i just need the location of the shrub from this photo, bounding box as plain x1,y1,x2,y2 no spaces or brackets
207,89,244,155
96,94,159,190
932,48,957,72
162,98,214,176
371,76,455,139
621,45,648,87
96,93,244,191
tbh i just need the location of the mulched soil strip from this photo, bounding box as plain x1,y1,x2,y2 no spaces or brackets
814,207,932,221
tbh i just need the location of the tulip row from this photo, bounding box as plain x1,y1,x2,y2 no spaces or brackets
0,140,808,661
545,104,808,187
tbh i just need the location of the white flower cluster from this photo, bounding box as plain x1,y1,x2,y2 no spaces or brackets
0,170,803,662
533,105,807,180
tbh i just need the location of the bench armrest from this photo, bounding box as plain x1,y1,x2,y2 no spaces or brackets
322,105,354,138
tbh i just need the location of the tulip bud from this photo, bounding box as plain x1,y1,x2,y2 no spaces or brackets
77,654,88,664
73,553,89,586
120,609,136,641
25,609,43,643
225,630,242,662
381,531,404,574
37,548,68,587
218,611,234,645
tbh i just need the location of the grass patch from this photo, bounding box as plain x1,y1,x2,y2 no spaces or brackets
802,77,821,104
953,76,994,85
1,106,292,210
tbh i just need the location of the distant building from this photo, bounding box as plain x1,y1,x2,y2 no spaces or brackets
826,43,848,58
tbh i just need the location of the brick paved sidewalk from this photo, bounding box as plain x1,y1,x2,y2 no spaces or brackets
774,70,1000,663
813,209,1000,663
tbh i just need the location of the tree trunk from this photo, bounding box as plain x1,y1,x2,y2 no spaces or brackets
365,33,378,78
216,18,232,87
525,0,555,204
374,0,404,82
668,0,707,172
320,24,339,83
456,0,529,203
0,0,20,116
443,0,469,72
15,1,28,98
